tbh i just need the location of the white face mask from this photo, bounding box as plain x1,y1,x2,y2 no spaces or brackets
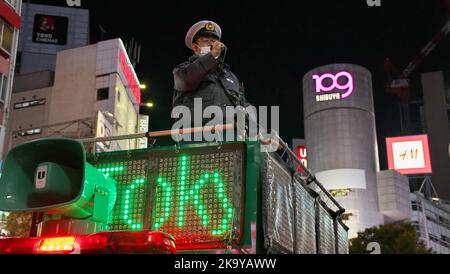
199,46,212,56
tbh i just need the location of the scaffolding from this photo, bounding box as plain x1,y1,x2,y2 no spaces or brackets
10,117,97,153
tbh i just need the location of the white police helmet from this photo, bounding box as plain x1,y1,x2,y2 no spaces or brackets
185,20,222,49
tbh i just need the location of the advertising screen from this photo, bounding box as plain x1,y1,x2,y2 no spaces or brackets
386,135,432,175
32,14,69,45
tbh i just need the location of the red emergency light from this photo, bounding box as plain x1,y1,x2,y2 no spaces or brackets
0,231,175,254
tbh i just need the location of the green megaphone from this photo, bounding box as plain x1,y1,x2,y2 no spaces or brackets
0,138,117,224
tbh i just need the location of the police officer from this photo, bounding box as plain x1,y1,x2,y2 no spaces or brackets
172,20,249,126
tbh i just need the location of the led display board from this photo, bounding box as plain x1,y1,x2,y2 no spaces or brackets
88,143,245,250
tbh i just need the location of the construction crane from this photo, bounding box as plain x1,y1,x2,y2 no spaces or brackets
384,20,450,101
384,19,450,133
384,19,450,102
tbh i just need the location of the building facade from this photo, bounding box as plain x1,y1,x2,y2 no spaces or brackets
411,192,450,253
303,64,384,237
4,38,143,156
420,71,450,200
0,0,22,234
16,2,89,74
301,64,448,252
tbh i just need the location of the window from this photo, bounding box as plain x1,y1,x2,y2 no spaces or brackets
14,99,46,110
4,0,19,10
0,211,8,224
429,234,440,243
15,51,21,73
0,19,13,54
447,107,450,127
1,24,13,53
412,201,422,212
438,216,449,225
18,128,42,137
0,74,8,103
97,88,109,101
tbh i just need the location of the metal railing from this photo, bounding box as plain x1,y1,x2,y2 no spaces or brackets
78,123,345,214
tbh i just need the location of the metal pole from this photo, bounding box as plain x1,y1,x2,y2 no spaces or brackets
79,124,235,144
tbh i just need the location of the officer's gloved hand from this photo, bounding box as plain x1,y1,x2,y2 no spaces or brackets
211,41,225,58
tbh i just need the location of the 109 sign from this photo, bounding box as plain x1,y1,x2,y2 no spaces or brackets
313,71,354,102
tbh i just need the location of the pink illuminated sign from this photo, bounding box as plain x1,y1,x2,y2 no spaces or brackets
312,71,354,102
120,50,141,105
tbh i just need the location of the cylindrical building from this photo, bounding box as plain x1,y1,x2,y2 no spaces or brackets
303,64,383,237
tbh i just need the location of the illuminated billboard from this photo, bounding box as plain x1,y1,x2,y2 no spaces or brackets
32,14,68,45
312,71,354,102
386,135,432,175
292,139,307,172
137,115,149,149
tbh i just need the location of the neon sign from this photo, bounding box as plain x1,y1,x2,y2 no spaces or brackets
296,145,308,172
119,50,141,105
152,154,235,244
312,71,354,102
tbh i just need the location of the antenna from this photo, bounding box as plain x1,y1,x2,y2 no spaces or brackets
137,43,142,64
126,37,142,67
98,24,107,42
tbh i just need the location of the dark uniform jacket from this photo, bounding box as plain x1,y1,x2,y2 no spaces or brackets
172,53,247,120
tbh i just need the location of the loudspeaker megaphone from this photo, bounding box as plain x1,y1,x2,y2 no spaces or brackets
0,138,117,223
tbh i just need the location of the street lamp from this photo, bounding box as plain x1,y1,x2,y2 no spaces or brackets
432,197,440,203
100,111,122,128
102,111,115,119
141,102,154,108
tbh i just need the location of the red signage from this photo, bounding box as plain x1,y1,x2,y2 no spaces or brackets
119,50,141,105
296,145,308,172
0,1,21,29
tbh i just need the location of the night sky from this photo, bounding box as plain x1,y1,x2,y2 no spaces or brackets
31,0,450,169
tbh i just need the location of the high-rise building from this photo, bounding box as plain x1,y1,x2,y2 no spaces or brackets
411,190,450,254
303,64,384,237
3,38,144,156
0,0,22,234
420,71,450,200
